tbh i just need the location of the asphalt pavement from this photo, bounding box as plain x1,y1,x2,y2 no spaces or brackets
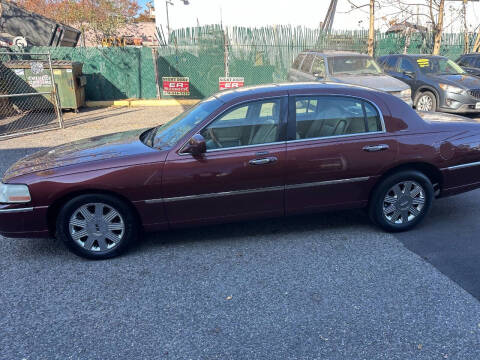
1,111,480,359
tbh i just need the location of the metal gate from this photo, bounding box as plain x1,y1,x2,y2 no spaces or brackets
0,51,63,139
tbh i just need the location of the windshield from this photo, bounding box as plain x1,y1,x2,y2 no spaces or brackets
416,57,465,75
329,56,383,75
142,96,222,150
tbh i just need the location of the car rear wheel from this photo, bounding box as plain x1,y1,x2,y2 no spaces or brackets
414,91,436,112
56,194,138,259
369,170,434,232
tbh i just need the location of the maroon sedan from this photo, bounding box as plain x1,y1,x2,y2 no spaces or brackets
2,83,480,259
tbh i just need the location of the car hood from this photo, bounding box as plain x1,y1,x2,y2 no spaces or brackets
426,73,480,89
329,74,409,92
3,129,155,182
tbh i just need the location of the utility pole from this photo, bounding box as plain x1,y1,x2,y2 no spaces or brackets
165,0,173,43
463,0,469,53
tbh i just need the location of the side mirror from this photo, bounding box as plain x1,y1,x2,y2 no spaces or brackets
404,71,415,79
184,134,206,156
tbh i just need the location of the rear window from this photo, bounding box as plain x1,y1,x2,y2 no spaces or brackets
292,54,306,70
300,54,314,73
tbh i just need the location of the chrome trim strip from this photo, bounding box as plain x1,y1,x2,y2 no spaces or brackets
144,176,370,204
286,176,370,190
205,141,285,153
145,186,284,204
0,207,34,214
446,161,480,171
287,131,384,144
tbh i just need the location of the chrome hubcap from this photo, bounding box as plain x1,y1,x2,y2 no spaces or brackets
383,181,425,225
69,203,125,252
417,95,433,111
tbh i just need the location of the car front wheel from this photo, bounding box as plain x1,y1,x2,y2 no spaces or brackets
414,91,436,112
369,170,434,232
56,194,138,259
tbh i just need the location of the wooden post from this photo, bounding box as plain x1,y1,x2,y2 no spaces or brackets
432,0,445,55
367,0,375,56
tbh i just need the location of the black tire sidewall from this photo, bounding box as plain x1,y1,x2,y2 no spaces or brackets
56,194,138,260
369,171,434,232
414,91,437,112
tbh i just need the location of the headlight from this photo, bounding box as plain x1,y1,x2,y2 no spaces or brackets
400,88,411,98
0,183,31,203
439,83,465,94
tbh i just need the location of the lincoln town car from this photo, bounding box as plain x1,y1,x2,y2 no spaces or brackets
1,83,480,259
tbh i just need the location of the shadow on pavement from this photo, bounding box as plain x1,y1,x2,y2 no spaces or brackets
394,190,480,301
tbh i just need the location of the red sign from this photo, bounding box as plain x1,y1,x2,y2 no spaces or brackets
219,77,245,91
163,77,190,96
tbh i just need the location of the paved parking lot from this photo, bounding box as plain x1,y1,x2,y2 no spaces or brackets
1,107,480,359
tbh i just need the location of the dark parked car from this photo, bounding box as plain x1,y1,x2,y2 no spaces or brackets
456,53,480,77
378,54,480,113
2,83,480,259
288,50,412,105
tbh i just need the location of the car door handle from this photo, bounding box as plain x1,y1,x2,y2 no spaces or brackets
249,157,277,165
363,144,389,152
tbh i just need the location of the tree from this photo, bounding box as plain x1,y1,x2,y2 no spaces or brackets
462,0,469,53
345,0,377,56
367,0,375,56
431,0,445,55
375,0,449,55
13,0,140,45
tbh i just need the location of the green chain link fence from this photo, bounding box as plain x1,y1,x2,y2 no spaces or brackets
15,26,477,101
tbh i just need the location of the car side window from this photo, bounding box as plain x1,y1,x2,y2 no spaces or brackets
201,99,282,151
472,57,480,68
398,58,415,73
383,56,398,72
457,56,469,66
295,96,382,140
311,56,326,78
292,54,306,70
301,54,314,73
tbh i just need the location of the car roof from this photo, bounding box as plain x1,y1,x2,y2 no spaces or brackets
213,82,383,102
383,54,448,60
300,50,370,57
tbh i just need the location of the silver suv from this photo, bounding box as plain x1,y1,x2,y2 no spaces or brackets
288,50,412,105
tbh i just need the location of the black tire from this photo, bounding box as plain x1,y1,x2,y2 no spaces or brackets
56,194,138,259
369,170,434,232
414,91,437,112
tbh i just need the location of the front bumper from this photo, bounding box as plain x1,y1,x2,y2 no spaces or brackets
0,204,50,238
439,91,480,113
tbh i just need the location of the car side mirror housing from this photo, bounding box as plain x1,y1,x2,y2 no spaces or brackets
184,134,206,156
404,71,415,78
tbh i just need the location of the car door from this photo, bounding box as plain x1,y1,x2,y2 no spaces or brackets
162,96,288,227
286,94,398,214
395,57,419,94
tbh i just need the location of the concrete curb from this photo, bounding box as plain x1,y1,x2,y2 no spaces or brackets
85,99,201,108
